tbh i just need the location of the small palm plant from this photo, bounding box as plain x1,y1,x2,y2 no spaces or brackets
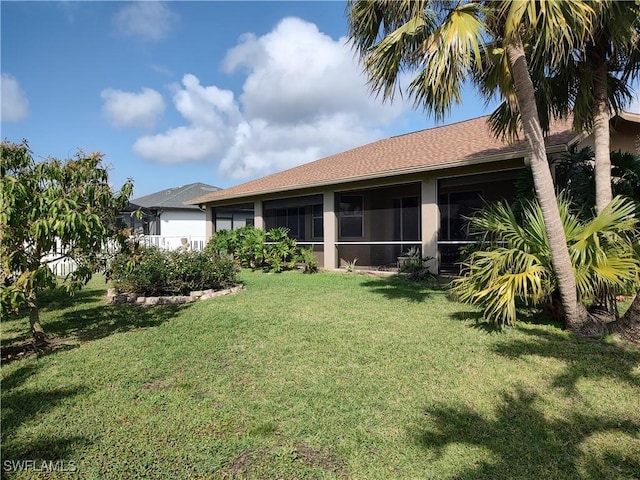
452,196,640,327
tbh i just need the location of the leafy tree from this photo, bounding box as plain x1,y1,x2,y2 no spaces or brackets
0,140,133,344
347,0,600,334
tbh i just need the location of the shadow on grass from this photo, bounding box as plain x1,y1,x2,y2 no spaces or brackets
48,302,190,342
448,310,503,333
410,387,640,479
2,299,192,363
360,275,450,303
1,366,90,471
448,307,564,334
38,285,105,313
492,327,640,394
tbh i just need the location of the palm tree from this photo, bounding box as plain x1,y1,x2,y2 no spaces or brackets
485,2,640,214
575,1,640,215
347,0,600,334
452,196,640,328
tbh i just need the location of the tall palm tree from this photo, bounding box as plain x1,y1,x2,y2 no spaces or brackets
481,2,640,340
347,0,601,334
575,1,640,215
485,1,640,214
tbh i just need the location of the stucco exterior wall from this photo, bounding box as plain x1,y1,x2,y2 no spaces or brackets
577,116,640,155
159,209,207,238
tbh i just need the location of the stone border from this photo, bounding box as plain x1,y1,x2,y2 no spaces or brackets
106,285,244,306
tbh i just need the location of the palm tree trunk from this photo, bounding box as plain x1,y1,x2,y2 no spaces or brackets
608,292,640,343
505,37,603,336
592,51,612,215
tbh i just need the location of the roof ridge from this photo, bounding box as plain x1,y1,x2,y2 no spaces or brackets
390,114,491,139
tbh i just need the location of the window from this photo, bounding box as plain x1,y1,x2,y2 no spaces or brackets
215,207,255,232
273,207,305,240
339,195,363,238
438,191,482,240
393,196,420,241
312,204,323,238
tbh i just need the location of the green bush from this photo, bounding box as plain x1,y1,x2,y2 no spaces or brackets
265,227,297,272
109,246,167,295
206,226,266,268
297,246,319,274
109,246,239,295
205,226,316,273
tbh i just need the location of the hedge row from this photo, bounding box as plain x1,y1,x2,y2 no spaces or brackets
205,226,318,273
108,247,239,296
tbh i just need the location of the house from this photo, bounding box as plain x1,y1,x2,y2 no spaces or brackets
189,113,640,272
119,182,220,251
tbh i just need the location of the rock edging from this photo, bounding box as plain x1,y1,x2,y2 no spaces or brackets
106,285,244,306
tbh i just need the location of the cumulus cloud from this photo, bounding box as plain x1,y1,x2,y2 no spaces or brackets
113,2,177,42
131,17,407,179
133,75,240,163
1,74,29,122
101,87,165,129
224,17,402,126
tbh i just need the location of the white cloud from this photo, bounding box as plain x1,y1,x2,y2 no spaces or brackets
101,87,165,129
218,115,382,180
1,74,29,122
131,17,407,179
133,75,239,163
134,126,227,164
113,2,177,42
224,17,403,126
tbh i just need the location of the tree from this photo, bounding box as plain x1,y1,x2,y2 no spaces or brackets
0,141,133,344
347,0,600,334
572,1,640,214
485,2,639,214
452,196,640,329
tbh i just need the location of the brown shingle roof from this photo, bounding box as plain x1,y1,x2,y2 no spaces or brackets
190,115,578,205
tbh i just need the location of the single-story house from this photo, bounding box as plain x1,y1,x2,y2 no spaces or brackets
189,113,640,272
118,182,220,250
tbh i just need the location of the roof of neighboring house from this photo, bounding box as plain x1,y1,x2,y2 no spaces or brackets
132,182,220,210
189,115,579,206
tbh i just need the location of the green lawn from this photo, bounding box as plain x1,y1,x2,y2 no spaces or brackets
2,271,639,479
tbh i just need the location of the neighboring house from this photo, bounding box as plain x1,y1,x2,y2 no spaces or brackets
119,182,220,251
189,113,640,272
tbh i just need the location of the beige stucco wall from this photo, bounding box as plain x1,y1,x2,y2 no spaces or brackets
323,191,337,269
577,115,640,155
421,178,438,271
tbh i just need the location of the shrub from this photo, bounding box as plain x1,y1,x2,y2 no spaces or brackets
109,246,167,295
205,226,314,273
205,229,236,256
264,227,297,272
164,250,239,295
109,246,239,296
297,246,319,274
399,254,435,281
451,196,640,327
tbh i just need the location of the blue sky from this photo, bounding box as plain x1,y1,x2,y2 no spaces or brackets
2,2,638,198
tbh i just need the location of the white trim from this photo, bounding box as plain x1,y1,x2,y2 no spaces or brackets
335,241,421,245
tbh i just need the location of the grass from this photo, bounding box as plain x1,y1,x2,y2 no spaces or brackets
2,271,639,479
